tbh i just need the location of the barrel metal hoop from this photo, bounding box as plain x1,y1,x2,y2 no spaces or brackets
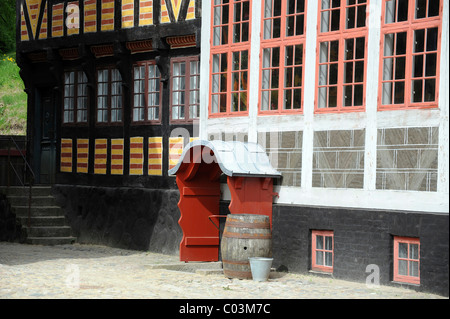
223,231,272,239
225,221,270,229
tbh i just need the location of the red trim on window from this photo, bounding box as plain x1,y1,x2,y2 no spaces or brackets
314,0,369,114
209,0,251,118
311,230,334,273
393,236,420,285
258,0,307,115
378,0,442,111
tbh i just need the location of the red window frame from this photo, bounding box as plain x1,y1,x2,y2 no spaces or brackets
96,67,123,125
378,0,442,110
311,230,334,273
315,0,369,114
259,0,307,115
63,70,89,125
393,236,420,285
170,56,200,123
132,61,162,124
209,0,251,117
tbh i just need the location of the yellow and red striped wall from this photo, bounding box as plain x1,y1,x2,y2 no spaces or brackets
20,0,196,42
60,137,185,176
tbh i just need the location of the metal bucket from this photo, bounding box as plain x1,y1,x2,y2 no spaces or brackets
249,257,273,281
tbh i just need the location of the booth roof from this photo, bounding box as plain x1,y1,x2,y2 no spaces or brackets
168,139,282,178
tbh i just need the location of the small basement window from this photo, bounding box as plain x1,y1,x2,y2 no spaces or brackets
393,236,420,285
311,230,334,273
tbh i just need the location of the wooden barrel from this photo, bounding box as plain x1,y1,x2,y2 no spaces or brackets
221,214,272,279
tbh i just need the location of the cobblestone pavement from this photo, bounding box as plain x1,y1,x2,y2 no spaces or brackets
0,242,447,301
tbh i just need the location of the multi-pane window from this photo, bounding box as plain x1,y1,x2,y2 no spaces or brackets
97,68,123,124
260,0,306,113
210,0,250,116
63,71,88,124
380,0,441,109
171,56,200,122
316,0,368,112
262,0,305,40
311,230,334,273
133,61,161,123
393,236,420,284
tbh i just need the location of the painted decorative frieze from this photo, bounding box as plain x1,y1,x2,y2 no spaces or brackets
111,139,124,175
313,130,365,189
376,127,438,192
76,139,89,173
60,138,73,173
18,0,197,41
130,137,144,176
148,137,163,176
94,139,107,175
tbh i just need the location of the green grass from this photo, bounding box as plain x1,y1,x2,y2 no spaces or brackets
0,52,27,135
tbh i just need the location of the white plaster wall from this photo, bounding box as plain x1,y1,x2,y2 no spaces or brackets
201,0,449,214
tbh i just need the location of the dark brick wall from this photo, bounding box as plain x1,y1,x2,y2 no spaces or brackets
52,185,183,254
272,204,449,297
0,193,25,242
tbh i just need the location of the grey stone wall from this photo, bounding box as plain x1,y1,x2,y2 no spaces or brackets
376,127,438,191
52,185,182,254
312,129,365,188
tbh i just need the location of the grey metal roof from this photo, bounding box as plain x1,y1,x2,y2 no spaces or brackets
168,139,282,178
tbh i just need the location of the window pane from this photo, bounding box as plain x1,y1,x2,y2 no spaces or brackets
398,259,408,275
424,79,436,102
316,251,324,265
344,85,353,106
382,82,392,104
425,53,437,76
428,0,440,17
325,252,333,266
410,243,419,259
410,261,419,277
325,236,332,250
395,57,405,79
413,55,424,78
354,84,363,105
427,27,438,52
398,242,408,258
293,88,301,109
396,32,407,55
316,235,324,249
412,80,423,102
394,81,404,104
416,0,427,19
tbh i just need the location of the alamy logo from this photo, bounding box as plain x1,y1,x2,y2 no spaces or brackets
66,4,80,29
365,264,380,288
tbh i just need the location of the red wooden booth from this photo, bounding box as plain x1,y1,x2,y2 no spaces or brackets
168,140,281,262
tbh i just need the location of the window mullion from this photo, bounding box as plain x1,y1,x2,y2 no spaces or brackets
337,37,345,110
405,28,413,106
144,62,149,121
279,45,285,112
185,59,191,121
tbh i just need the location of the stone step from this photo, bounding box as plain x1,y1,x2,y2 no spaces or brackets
12,206,65,217
25,226,73,238
8,195,56,207
18,216,67,227
25,237,77,246
0,186,53,197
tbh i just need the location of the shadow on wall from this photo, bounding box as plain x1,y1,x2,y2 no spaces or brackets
52,185,182,254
